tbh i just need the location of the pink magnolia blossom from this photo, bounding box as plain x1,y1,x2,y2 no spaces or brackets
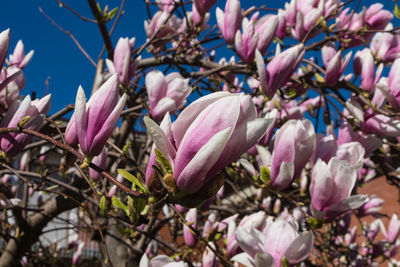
139,254,187,267
310,157,368,218
232,217,314,267
270,119,316,190
156,0,177,13
256,44,304,97
145,92,272,195
322,42,352,86
0,29,10,68
216,0,242,43
381,213,400,244
106,37,136,86
235,18,259,64
9,40,34,69
336,4,392,47
89,147,108,180
65,75,127,156
183,208,197,247
193,0,217,15
353,48,383,92
0,94,51,156
370,24,400,63
146,70,191,122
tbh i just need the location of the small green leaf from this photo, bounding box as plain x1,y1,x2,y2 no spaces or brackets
127,196,136,222
315,73,325,83
154,149,172,174
118,169,150,195
18,116,31,128
122,141,131,155
260,166,270,183
100,195,106,216
214,232,222,240
111,196,129,217
281,257,289,267
136,198,147,215
395,4,400,19
107,7,118,20
307,217,324,229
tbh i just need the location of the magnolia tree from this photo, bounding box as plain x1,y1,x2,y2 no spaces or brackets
1,0,400,266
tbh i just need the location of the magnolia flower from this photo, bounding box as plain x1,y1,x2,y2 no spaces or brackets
353,48,383,92
216,0,242,43
144,11,181,48
381,213,400,244
270,119,316,191
193,0,217,15
336,4,392,47
145,92,272,199
65,75,127,157
0,29,10,68
235,18,259,63
9,40,34,69
370,24,400,63
139,254,187,267
106,37,136,86
232,217,314,267
89,147,108,180
310,157,368,219
0,94,51,156
156,0,177,13
256,44,304,97
183,208,198,247
322,42,352,86
146,70,191,121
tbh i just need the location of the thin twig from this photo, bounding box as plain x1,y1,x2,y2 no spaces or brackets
38,6,97,67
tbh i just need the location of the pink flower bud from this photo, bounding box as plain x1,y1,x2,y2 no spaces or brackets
358,195,383,216
256,44,304,97
235,18,259,63
110,37,136,86
89,147,108,180
382,214,400,243
0,29,10,68
37,145,49,162
323,45,352,86
362,114,400,137
368,219,381,241
146,70,191,121
233,218,314,267
216,0,242,43
310,157,368,218
202,243,219,267
72,242,84,265
183,208,197,247
145,92,272,195
254,15,278,55
0,94,51,156
10,40,34,69
270,119,315,190
65,75,127,156
193,0,217,15
353,48,382,92
202,212,216,238
370,24,400,63
144,11,181,48
156,0,176,13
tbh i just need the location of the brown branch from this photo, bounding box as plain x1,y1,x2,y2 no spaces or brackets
55,0,97,23
87,0,114,59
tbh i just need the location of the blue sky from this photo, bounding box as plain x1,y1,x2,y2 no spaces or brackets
1,0,397,114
